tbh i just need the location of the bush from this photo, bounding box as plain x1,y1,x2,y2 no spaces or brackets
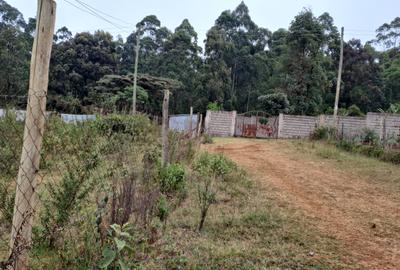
380,151,400,164
207,102,222,111
168,131,196,164
347,105,365,116
158,163,186,197
192,153,236,231
257,92,289,116
38,124,100,248
361,128,380,145
0,112,23,225
311,126,337,141
202,134,213,144
356,145,385,158
336,139,357,152
93,114,155,142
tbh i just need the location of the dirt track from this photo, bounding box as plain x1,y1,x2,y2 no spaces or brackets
205,138,400,270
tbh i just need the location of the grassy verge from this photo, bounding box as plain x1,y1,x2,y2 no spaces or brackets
142,152,350,270
292,139,400,191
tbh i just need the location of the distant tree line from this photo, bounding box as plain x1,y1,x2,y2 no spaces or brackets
1,0,400,115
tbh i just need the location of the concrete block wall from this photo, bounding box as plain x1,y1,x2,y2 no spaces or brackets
366,113,384,139
205,110,236,137
325,115,366,138
279,115,318,138
384,114,400,140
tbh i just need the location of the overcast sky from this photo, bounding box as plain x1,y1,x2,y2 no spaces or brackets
7,0,400,46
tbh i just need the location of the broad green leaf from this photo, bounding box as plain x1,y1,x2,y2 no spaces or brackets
115,238,126,251
98,247,116,269
118,259,129,270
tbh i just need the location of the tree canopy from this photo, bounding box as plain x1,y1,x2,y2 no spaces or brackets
1,1,400,115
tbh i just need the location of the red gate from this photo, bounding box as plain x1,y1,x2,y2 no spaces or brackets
235,112,279,139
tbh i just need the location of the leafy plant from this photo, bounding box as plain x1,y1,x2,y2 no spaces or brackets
192,153,235,231
207,102,222,111
158,163,186,197
202,134,214,144
257,92,289,116
361,128,380,145
98,223,138,270
38,124,100,247
311,126,337,141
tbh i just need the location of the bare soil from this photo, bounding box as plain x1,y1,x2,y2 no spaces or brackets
205,138,400,270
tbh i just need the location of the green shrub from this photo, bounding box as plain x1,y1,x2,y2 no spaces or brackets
168,131,196,164
0,112,23,225
380,151,400,164
202,134,214,144
361,128,380,145
158,163,186,196
311,126,337,141
38,124,100,248
207,102,222,111
98,223,141,270
347,104,365,116
192,153,236,231
336,139,357,152
356,145,385,158
93,114,155,142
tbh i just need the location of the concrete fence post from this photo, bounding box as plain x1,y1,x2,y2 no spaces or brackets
277,113,284,139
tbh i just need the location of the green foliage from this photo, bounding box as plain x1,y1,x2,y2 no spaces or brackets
168,131,196,164
0,112,22,224
158,163,186,196
257,92,289,115
311,126,337,141
93,114,155,142
347,104,365,116
3,1,400,115
381,150,400,164
38,123,100,247
361,128,380,145
206,102,222,111
192,153,235,231
99,223,139,270
201,134,214,144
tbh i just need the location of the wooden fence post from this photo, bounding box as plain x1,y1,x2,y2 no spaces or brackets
161,90,170,166
197,113,203,138
189,106,193,138
9,0,56,268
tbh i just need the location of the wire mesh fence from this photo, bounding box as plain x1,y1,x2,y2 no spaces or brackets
0,91,203,269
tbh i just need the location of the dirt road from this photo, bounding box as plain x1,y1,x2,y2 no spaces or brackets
205,138,400,270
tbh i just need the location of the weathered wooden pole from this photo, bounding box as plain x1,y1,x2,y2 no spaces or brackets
333,27,344,124
197,113,203,138
9,0,56,268
132,31,140,114
161,90,170,166
189,106,193,138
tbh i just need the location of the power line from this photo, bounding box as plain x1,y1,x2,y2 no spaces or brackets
63,0,130,33
74,0,135,27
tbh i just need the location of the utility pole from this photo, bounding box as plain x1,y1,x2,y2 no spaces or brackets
132,30,140,114
10,0,56,268
333,27,344,123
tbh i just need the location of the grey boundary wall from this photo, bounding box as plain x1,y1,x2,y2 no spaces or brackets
204,110,237,137
204,110,400,140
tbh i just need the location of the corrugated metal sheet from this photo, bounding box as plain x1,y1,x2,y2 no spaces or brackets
0,108,96,123
61,114,96,123
169,114,198,132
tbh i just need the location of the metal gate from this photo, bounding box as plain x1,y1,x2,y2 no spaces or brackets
235,112,279,139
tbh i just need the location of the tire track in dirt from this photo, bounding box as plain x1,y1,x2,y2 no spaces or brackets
205,139,400,270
